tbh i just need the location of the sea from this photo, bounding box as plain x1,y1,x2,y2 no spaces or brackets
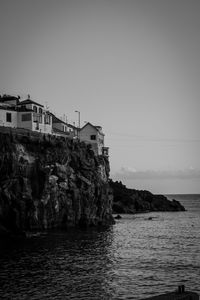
0,194,199,300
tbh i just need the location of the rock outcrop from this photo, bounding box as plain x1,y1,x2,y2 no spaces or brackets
110,180,185,214
0,132,114,235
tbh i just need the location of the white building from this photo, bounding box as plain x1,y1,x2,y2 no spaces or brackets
17,98,52,134
0,95,109,156
80,122,109,156
0,95,52,134
0,95,19,128
0,106,18,128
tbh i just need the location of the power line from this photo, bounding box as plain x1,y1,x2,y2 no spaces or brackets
107,131,200,143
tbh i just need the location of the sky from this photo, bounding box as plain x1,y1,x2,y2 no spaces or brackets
0,0,200,194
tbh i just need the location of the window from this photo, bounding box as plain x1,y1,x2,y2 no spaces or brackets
21,113,31,122
44,114,51,124
38,115,42,123
33,114,38,122
33,114,42,123
90,135,96,140
39,107,43,114
99,139,104,144
6,113,12,122
33,106,37,113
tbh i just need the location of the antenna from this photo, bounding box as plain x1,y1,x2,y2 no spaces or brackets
45,101,49,110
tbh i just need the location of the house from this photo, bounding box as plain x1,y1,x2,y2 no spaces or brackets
51,114,78,138
0,95,52,134
0,95,109,157
80,122,109,156
17,97,52,134
0,95,19,128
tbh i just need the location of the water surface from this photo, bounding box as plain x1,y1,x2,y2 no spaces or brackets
0,195,199,299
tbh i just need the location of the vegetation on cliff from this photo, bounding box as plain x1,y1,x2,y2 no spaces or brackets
110,180,185,214
0,132,114,236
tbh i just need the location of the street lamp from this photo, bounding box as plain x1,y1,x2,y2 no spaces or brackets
75,110,80,139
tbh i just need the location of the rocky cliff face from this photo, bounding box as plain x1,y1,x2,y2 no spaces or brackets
0,132,114,235
110,180,185,214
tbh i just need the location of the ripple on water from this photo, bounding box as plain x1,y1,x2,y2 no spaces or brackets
0,197,200,299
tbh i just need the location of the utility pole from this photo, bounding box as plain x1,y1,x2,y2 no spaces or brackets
75,110,80,139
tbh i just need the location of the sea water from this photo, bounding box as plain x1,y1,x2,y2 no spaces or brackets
0,195,199,299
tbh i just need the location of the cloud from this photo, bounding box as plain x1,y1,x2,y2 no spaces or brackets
112,167,200,181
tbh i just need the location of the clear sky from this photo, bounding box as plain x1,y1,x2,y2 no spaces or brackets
0,0,200,194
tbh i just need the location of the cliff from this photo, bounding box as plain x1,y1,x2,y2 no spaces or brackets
0,132,114,236
110,180,185,214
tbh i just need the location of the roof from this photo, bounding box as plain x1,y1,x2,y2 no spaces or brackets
80,122,104,135
67,123,79,130
0,94,19,100
0,95,20,103
51,113,79,130
18,99,44,107
0,105,17,111
51,113,67,125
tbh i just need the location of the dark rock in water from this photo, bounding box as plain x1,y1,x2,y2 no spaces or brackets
0,132,114,236
110,180,185,214
114,214,122,219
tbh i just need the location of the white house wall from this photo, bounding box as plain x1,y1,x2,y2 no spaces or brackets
80,125,97,142
17,112,33,130
17,101,52,134
80,124,104,155
0,109,18,128
33,122,52,134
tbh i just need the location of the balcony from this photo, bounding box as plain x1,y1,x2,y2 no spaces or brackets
102,146,109,157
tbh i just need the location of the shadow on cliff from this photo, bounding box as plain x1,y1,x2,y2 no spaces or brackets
0,132,114,237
